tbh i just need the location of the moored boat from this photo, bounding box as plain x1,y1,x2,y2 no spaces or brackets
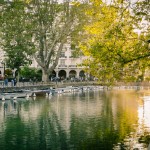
0,90,32,100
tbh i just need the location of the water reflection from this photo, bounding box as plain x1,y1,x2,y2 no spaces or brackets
113,90,150,149
0,90,149,150
140,97,150,130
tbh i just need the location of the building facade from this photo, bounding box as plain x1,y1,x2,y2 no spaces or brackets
0,43,87,80
30,43,86,80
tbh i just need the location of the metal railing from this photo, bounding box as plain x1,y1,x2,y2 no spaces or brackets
0,81,55,88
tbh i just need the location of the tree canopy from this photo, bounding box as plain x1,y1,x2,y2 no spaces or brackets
79,0,150,84
1,0,84,82
1,0,33,70
1,0,149,83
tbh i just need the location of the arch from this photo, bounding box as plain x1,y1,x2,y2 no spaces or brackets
79,70,85,77
49,70,56,79
69,70,77,77
58,70,66,79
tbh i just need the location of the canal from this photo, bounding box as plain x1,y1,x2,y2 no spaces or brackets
0,89,150,150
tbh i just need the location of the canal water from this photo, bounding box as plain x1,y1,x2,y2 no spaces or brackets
0,89,150,150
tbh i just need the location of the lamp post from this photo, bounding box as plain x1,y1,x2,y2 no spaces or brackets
1,61,5,77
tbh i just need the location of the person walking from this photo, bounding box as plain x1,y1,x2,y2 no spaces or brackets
11,79,14,87
14,78,17,86
4,78,8,87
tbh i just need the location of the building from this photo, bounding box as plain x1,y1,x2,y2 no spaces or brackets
30,43,86,80
54,44,86,79
0,43,87,80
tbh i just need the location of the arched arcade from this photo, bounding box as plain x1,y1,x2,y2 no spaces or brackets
58,70,66,79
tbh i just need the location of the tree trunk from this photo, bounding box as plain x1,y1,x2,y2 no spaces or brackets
42,69,49,83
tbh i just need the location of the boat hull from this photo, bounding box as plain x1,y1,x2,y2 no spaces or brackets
0,91,32,100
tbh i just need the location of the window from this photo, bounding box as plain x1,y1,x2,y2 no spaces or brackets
60,52,66,57
60,60,65,65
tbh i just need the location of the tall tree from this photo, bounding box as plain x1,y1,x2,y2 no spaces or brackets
79,0,150,84
0,0,34,71
1,0,84,82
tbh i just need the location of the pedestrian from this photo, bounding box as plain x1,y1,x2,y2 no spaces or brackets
71,77,73,82
11,79,14,87
0,74,4,87
22,77,24,86
4,78,8,87
14,78,17,86
29,78,32,85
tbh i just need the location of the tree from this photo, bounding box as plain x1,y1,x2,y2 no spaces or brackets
79,0,150,84
19,66,40,80
0,0,34,70
133,0,150,26
1,0,84,82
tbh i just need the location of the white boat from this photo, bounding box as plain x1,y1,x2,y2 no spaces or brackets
0,93,11,100
0,90,32,100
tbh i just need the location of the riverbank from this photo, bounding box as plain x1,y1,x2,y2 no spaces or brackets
0,81,150,93
0,81,96,93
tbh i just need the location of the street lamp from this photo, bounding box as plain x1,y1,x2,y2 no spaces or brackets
1,61,5,77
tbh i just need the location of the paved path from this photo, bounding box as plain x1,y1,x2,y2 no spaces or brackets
0,81,96,93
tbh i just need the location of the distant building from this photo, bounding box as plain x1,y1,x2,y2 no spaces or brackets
30,43,86,80
0,44,87,80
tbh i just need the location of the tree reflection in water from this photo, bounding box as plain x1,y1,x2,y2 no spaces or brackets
0,90,149,150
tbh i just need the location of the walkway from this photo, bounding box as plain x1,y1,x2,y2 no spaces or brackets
0,81,94,93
